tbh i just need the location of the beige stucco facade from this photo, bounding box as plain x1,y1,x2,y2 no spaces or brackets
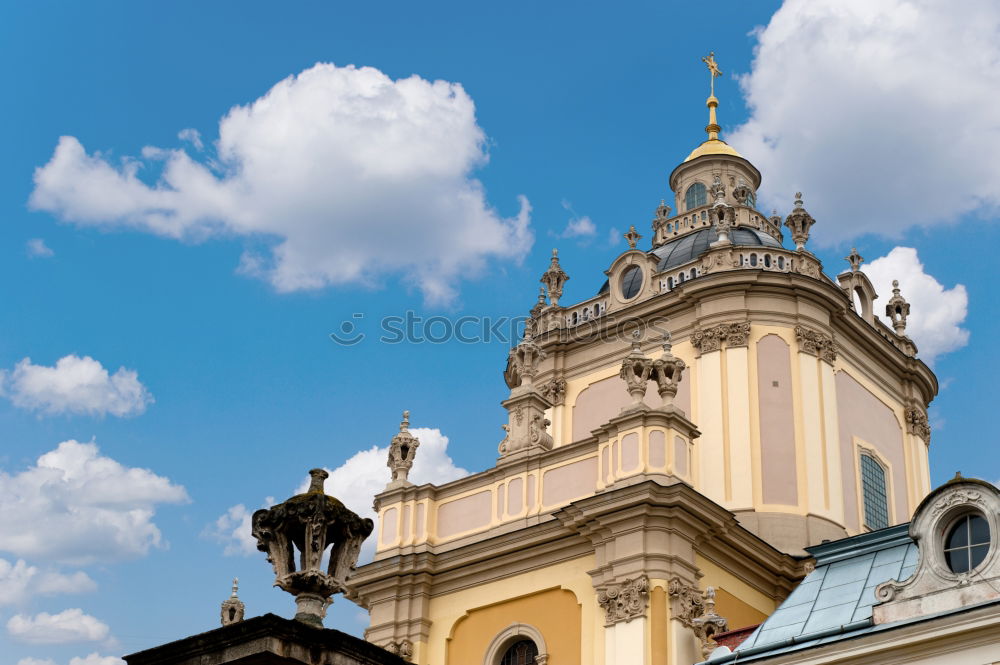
348,87,938,665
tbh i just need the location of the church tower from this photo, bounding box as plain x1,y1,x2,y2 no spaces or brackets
348,54,938,665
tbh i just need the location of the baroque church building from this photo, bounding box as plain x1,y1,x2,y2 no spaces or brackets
346,56,944,665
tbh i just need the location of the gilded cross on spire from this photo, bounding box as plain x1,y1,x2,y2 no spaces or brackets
702,51,722,98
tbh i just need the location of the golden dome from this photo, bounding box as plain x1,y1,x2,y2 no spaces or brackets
683,138,743,163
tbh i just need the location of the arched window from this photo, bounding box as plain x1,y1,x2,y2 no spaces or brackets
500,640,539,665
749,253,758,267
764,254,772,268
777,256,785,269
667,277,674,289
690,268,697,280
860,454,889,530
685,183,707,211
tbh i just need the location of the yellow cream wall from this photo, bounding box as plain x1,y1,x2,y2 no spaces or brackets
425,556,598,665
561,324,929,538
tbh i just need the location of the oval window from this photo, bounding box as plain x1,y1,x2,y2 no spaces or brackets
620,266,643,300
945,514,990,573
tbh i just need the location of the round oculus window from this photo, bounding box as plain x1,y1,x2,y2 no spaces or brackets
944,513,990,573
620,266,643,300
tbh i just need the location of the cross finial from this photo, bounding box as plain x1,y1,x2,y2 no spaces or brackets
846,247,864,272
702,51,722,97
624,225,642,249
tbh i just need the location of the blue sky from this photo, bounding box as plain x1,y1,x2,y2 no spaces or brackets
2,1,997,663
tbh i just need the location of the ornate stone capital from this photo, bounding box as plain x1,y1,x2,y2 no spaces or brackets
794,325,837,363
667,577,704,628
597,576,649,625
691,322,750,356
905,406,931,443
540,376,567,406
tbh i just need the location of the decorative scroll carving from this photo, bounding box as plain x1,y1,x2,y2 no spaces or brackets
540,377,567,406
540,249,569,307
930,487,984,517
794,325,837,363
905,406,931,443
691,322,750,356
385,640,413,661
597,576,649,625
252,469,374,627
667,577,704,628
387,411,419,486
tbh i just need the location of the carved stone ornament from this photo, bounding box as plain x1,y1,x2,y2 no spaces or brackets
651,332,686,408
667,577,704,628
540,249,569,307
387,410,420,487
691,322,750,356
784,192,816,251
794,325,837,363
220,577,245,626
710,203,735,246
385,640,413,661
624,225,643,250
251,468,374,627
710,175,726,204
691,587,729,659
540,376,567,406
620,330,654,412
597,576,649,625
845,247,864,273
905,406,931,443
885,280,911,335
652,199,672,244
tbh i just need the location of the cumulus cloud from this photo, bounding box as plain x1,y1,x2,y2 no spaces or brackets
7,609,110,644
863,247,969,363
729,0,1000,243
26,238,54,258
0,355,153,417
553,200,596,239
69,654,125,665
211,426,466,561
177,128,203,151
0,558,96,606
30,63,533,304
0,440,188,565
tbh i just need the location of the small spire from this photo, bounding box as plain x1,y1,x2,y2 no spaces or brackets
794,192,804,209
400,410,410,432
885,279,910,335
624,226,642,249
220,576,246,626
701,52,723,141
231,577,239,598
784,193,815,251
540,248,569,307
387,410,420,487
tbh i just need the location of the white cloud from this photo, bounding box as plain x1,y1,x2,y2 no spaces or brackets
729,0,1000,244
0,440,188,565
0,354,153,417
212,426,467,562
177,128,203,151
554,215,596,239
608,226,621,248
17,658,57,665
30,63,533,305
862,247,968,364
0,558,96,606
26,238,54,258
69,654,125,665
7,609,110,644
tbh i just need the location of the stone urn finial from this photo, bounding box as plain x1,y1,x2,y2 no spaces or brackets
885,279,911,335
620,330,653,412
387,410,420,488
220,577,245,626
251,469,374,627
651,331,686,409
540,248,569,307
784,192,816,251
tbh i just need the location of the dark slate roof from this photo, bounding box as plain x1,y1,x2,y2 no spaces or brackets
701,524,919,664
596,226,784,294
651,227,782,272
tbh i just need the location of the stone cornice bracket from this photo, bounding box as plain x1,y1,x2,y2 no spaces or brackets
540,248,569,307
784,192,815,251
620,330,654,413
597,575,650,625
905,405,932,443
387,410,420,489
794,324,838,363
691,321,750,357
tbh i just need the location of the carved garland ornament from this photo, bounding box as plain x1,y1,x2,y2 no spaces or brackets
597,576,649,625
794,325,837,363
691,322,750,355
540,377,567,406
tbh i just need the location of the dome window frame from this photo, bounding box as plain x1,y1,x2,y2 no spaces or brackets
943,512,991,575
